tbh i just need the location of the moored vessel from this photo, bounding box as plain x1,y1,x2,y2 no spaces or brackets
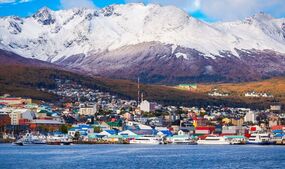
170,135,197,145
246,133,272,145
224,135,246,145
197,135,230,145
46,134,73,145
13,133,46,146
129,135,162,144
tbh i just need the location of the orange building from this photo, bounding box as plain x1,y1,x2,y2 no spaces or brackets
29,119,64,132
0,114,11,131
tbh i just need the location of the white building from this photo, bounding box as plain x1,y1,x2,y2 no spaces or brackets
270,105,282,111
9,111,21,125
222,126,243,135
79,105,97,116
245,92,260,97
244,111,257,124
139,100,156,112
245,92,273,98
9,109,34,125
208,92,229,97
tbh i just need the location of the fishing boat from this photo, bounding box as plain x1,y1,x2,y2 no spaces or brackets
129,136,162,144
246,133,272,145
197,135,230,145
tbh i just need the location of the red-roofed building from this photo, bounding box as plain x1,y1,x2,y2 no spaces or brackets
195,126,215,134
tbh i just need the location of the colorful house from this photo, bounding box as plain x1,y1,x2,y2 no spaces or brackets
68,124,94,136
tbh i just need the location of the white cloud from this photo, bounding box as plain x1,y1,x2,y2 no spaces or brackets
125,0,200,12
203,0,285,21
0,0,16,4
60,0,96,9
0,0,33,4
19,0,33,3
125,0,285,21
199,0,285,21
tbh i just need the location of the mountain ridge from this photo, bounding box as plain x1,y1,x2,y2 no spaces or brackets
0,49,284,109
1,3,285,83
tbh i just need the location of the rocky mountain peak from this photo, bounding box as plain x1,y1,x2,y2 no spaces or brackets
244,12,273,25
33,7,55,25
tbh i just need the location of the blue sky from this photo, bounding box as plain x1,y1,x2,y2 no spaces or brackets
0,0,284,22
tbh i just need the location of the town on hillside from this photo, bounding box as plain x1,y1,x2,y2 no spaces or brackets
0,80,285,145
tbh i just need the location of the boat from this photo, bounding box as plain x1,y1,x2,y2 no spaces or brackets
129,135,162,144
224,135,246,145
197,135,230,145
46,134,73,145
13,133,46,146
170,135,197,145
246,133,272,145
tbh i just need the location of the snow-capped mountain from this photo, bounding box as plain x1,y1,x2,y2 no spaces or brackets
0,3,285,83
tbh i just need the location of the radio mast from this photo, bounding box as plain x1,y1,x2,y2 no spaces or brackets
137,77,140,107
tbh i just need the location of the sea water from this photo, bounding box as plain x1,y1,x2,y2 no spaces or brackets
0,144,284,169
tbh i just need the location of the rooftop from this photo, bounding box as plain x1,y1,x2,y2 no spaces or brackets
30,119,64,125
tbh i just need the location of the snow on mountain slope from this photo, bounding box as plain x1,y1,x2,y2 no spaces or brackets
59,41,285,84
214,13,285,54
0,3,285,63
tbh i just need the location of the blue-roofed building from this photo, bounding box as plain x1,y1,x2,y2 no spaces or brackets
274,133,284,138
272,130,285,138
68,124,94,137
119,130,137,138
97,129,119,137
52,131,64,135
157,130,173,137
131,129,158,136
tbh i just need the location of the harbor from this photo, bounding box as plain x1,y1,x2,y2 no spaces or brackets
6,129,285,146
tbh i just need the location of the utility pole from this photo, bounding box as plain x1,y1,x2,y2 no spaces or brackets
141,92,144,103
137,77,140,107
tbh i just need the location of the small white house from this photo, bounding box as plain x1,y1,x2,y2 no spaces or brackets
178,129,190,136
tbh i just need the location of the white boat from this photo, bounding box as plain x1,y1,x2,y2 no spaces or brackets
197,135,230,145
13,133,46,146
224,135,246,145
46,134,73,145
170,135,197,145
130,136,162,145
247,133,272,145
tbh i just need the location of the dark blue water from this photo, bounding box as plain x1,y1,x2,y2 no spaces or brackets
0,144,284,169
